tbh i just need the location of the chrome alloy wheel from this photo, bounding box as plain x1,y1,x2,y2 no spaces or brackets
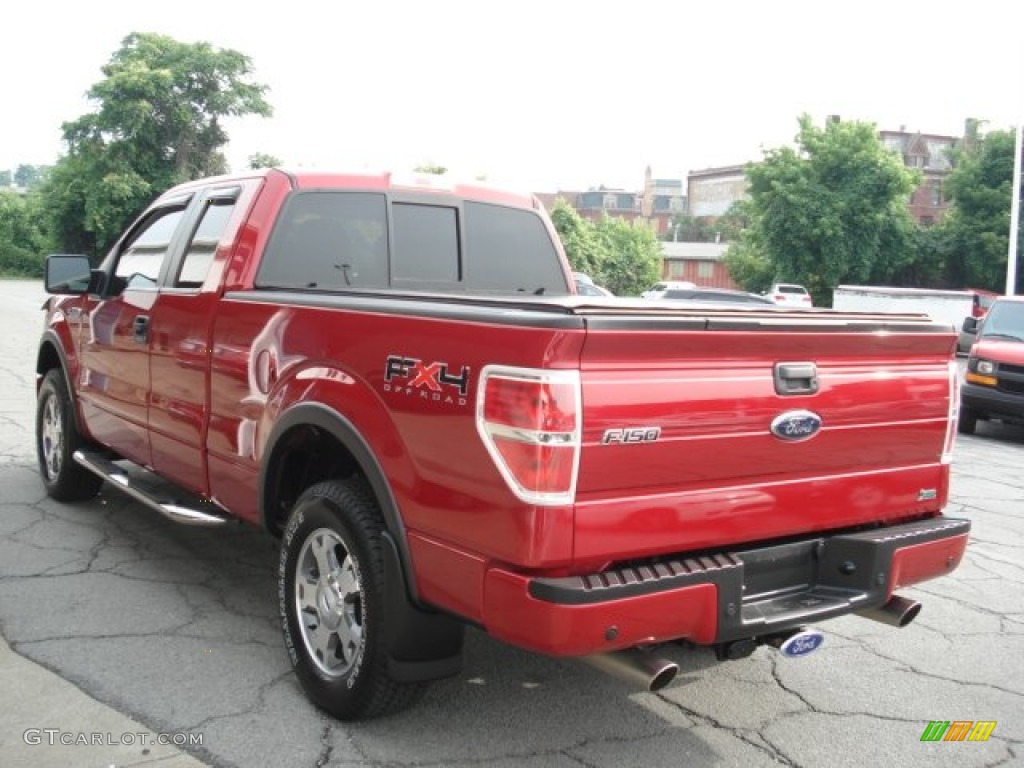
294,527,364,677
40,392,64,481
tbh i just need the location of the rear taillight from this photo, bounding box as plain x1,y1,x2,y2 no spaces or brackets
476,365,581,505
942,359,959,464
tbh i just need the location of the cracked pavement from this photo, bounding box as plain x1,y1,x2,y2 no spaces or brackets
1,279,1022,767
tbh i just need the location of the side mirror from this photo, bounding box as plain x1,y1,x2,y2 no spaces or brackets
961,316,979,334
44,255,93,295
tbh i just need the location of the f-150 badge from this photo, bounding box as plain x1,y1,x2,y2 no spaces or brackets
601,426,661,445
770,410,823,441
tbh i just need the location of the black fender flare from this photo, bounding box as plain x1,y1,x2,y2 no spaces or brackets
260,401,415,595
36,331,88,436
261,402,463,678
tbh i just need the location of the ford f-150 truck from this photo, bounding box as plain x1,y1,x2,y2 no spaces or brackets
38,169,970,720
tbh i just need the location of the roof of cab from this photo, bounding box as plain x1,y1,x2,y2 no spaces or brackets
156,167,541,210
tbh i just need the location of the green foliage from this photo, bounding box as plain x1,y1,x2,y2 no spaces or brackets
939,129,1020,291
413,164,447,175
0,190,52,276
713,201,753,243
549,199,607,277
248,152,282,169
548,200,661,295
0,171,10,187
664,213,715,242
723,240,775,294
744,115,920,304
14,164,51,189
44,32,271,256
666,204,750,244
593,215,661,296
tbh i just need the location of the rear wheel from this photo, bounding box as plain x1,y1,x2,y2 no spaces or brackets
958,407,978,435
35,369,103,501
279,478,425,720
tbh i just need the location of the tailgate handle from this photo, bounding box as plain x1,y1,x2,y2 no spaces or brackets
775,362,818,396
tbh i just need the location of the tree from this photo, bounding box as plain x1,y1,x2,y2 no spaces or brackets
549,199,607,279
724,239,775,294
248,152,282,169
0,171,10,187
44,32,271,256
744,115,920,304
593,215,662,296
663,213,715,242
939,128,1021,291
548,201,661,294
14,164,51,189
0,190,52,276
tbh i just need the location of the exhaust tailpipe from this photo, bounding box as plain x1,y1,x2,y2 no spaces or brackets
857,595,922,628
580,649,679,692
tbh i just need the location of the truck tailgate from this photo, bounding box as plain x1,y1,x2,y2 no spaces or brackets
574,308,957,564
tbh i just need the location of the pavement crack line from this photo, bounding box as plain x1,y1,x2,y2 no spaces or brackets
839,634,1024,699
654,690,798,767
314,722,334,768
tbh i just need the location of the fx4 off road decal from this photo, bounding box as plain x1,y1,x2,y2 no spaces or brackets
384,355,470,406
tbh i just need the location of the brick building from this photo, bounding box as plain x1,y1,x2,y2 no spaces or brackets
878,126,960,226
660,242,735,288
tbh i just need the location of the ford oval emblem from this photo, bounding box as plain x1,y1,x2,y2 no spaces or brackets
770,410,823,442
779,629,825,658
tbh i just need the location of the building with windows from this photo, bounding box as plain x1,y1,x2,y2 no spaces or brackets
878,125,961,226
536,167,687,237
686,165,748,219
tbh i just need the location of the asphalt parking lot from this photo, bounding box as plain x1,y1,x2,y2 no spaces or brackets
0,278,1021,768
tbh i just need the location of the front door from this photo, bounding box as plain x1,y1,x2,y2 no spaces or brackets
78,202,191,468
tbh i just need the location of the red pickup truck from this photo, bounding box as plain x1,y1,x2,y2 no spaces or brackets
38,169,970,719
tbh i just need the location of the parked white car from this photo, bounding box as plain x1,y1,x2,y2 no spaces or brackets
641,280,697,299
767,283,813,307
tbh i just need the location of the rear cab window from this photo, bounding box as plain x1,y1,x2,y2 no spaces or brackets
256,191,568,296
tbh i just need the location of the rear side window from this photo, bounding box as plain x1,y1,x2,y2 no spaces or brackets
463,202,568,295
257,192,388,290
176,200,236,287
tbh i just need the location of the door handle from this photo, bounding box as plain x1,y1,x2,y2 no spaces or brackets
774,362,818,395
133,315,150,344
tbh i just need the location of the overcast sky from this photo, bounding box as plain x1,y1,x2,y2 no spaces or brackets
2,0,1020,193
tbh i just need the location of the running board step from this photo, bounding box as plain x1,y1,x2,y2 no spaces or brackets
73,450,230,527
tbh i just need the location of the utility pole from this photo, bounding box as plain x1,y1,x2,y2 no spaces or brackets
1007,122,1022,295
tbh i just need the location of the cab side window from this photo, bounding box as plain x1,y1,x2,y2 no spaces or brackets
175,200,236,288
114,206,187,289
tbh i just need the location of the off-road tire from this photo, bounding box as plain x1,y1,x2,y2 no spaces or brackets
35,369,103,501
279,478,425,719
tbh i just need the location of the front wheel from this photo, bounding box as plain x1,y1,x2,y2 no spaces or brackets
35,369,103,501
279,478,425,720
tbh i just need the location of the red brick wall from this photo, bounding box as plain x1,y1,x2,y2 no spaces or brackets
662,260,737,289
